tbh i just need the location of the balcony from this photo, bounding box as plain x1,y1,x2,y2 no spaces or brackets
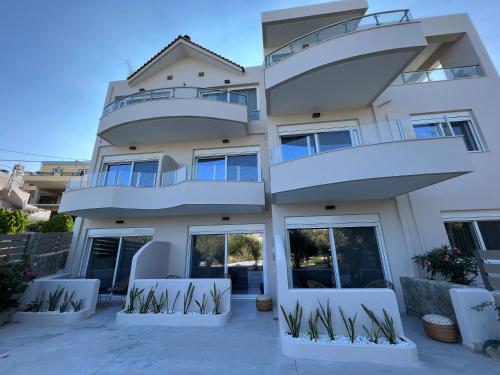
59,168,265,218
97,87,249,146
270,137,472,204
264,10,427,115
393,65,484,85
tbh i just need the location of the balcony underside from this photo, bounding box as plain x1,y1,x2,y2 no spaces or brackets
270,137,472,204
265,22,427,115
59,181,265,218
98,98,248,146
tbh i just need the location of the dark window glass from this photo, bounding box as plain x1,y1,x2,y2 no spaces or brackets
413,123,442,138
114,236,152,288
228,233,263,294
444,222,479,255
86,237,120,290
190,234,225,278
281,134,316,161
477,221,500,250
227,154,258,181
334,227,384,288
131,161,158,187
38,196,58,204
288,229,334,288
317,130,352,152
450,120,479,151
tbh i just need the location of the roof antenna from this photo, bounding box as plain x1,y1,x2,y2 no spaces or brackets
123,59,134,77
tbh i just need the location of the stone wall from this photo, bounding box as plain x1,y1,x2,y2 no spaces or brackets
400,276,469,322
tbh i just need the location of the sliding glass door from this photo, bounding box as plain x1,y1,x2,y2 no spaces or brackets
194,153,259,182
85,235,152,290
189,232,264,295
287,226,386,288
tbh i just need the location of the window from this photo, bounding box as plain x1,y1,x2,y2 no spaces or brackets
280,127,358,162
77,168,88,176
444,220,500,254
52,167,64,174
102,159,158,187
287,222,387,288
38,196,58,204
194,153,259,182
231,88,259,120
411,113,481,151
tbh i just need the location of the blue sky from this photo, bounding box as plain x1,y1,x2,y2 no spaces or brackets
0,0,498,172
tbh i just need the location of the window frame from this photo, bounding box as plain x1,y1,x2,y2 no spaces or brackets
99,153,161,187
227,85,260,121
444,218,500,252
284,215,391,289
411,112,483,152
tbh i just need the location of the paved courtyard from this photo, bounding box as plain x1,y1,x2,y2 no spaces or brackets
0,301,498,375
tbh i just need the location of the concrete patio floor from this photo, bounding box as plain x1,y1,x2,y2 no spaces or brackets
0,301,498,375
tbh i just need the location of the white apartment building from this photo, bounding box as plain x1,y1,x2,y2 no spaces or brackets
59,0,500,307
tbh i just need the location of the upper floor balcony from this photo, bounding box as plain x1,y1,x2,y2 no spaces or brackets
59,165,265,218
264,10,427,115
269,125,473,204
97,87,249,146
393,65,484,85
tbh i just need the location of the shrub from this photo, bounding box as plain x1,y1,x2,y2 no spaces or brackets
0,255,36,311
413,245,478,285
0,209,29,234
40,214,73,233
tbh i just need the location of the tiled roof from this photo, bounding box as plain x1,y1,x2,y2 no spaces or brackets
127,35,245,81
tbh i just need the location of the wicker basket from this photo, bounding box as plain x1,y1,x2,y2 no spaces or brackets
422,319,459,343
256,295,273,311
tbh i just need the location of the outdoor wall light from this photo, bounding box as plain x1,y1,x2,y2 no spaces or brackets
224,79,230,84
139,88,145,92
129,146,137,151
115,220,124,224
222,139,229,144
222,217,230,221
312,112,321,118
325,205,336,210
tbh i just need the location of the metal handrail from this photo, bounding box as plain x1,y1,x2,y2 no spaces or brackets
396,65,483,85
102,86,248,117
265,9,412,67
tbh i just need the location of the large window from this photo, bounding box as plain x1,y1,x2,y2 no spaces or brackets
194,153,259,182
411,113,481,151
102,159,159,187
287,223,387,289
231,88,259,120
280,127,359,162
445,219,500,255
189,228,265,295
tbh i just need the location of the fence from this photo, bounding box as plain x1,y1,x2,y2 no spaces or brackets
0,232,72,277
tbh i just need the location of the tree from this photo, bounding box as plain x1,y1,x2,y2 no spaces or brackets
0,209,29,234
228,234,262,269
289,229,330,269
40,214,74,233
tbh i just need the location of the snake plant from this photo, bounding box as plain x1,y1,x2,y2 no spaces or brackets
280,301,302,338
318,298,334,340
71,298,84,312
59,290,75,313
183,282,195,314
125,286,144,313
210,282,229,315
308,309,320,341
339,307,357,343
195,293,208,314
47,286,65,312
29,291,45,312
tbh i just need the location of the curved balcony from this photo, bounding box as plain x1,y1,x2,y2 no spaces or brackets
97,87,249,146
264,10,427,115
59,169,265,218
270,137,472,204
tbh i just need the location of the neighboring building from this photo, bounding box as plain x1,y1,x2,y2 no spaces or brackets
59,0,499,307
24,161,89,215
0,164,51,221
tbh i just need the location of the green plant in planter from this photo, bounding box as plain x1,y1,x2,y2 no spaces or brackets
318,298,335,340
210,283,229,315
71,298,84,312
361,304,398,344
360,305,382,343
29,291,45,312
280,301,302,338
59,290,75,313
151,289,167,313
169,290,180,314
47,286,65,312
139,285,157,313
339,307,357,343
0,254,36,311
183,282,195,314
125,286,144,313
308,309,320,341
413,245,478,285
195,293,208,314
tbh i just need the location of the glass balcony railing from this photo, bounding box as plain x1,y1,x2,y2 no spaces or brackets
66,166,262,191
102,87,248,117
265,10,412,67
393,65,484,85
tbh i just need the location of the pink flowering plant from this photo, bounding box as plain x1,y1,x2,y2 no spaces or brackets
0,254,36,311
413,245,478,285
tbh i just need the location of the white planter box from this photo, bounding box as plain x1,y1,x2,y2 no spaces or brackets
280,333,418,364
116,310,231,326
14,309,90,326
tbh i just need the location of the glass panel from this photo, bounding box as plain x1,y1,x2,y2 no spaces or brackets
131,160,158,187
333,227,384,288
444,222,479,256
317,130,353,152
231,89,255,109
413,123,441,138
114,236,152,290
195,158,226,181
85,237,120,290
228,233,263,294
477,221,500,250
105,163,132,186
288,229,335,288
190,234,225,278
227,154,258,181
450,120,479,151
280,134,316,161
427,69,448,81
